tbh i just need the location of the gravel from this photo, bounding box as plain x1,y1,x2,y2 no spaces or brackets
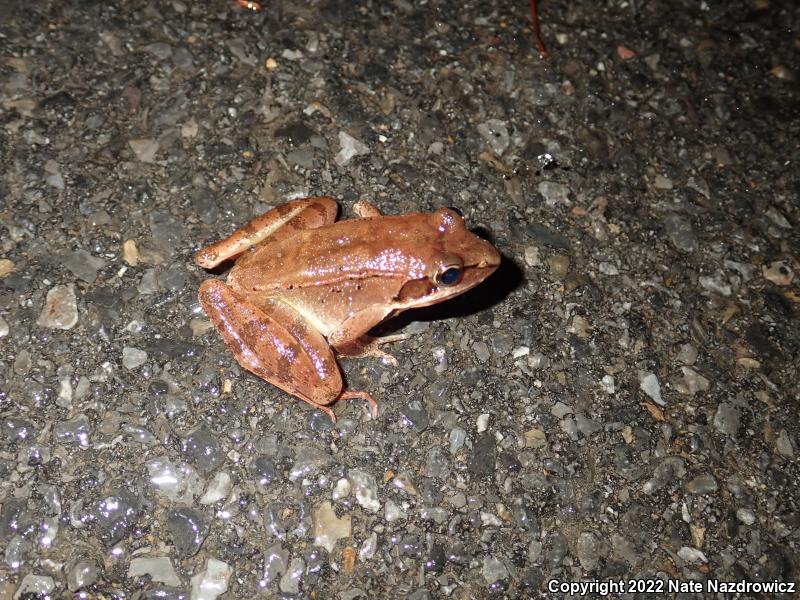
1,0,798,597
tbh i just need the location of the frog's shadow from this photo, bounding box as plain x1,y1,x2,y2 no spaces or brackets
374,253,523,334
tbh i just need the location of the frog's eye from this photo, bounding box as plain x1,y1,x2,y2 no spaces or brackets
436,266,463,286
431,253,464,286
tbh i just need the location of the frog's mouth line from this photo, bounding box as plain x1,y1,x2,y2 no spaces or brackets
394,264,500,310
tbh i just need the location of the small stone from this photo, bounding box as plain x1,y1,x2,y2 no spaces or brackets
67,560,98,591
37,283,79,329
0,316,9,338
575,531,600,572
776,429,794,458
332,478,351,501
675,367,710,396
663,213,698,252
122,346,148,370
600,375,615,393
481,556,508,585
200,471,232,505
190,557,231,600
538,181,571,205
713,402,741,437
736,508,756,525
181,118,199,139
448,428,466,454
468,434,496,477
313,501,351,553
677,343,698,365
523,427,547,448
14,574,54,599
334,132,369,166
699,271,732,296
263,543,288,585
524,245,541,267
384,499,406,522
476,413,490,433
684,473,718,494
677,546,707,564
167,507,209,558
546,254,570,279
477,119,510,155
639,372,664,406
550,401,572,419
347,469,380,512
13,349,31,375
190,318,213,337
653,174,673,190
129,138,160,163
762,261,794,286
64,249,107,283
123,239,140,266
0,258,15,277
473,341,490,362
279,558,304,594
128,556,181,586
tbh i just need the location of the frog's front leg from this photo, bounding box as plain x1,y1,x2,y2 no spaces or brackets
198,279,378,421
328,307,407,365
195,196,338,269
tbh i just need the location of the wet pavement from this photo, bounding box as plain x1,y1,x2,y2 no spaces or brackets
1,0,799,598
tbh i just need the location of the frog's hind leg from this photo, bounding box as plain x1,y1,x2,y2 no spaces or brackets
198,279,377,420
195,196,338,269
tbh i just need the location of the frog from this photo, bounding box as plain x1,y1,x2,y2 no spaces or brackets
195,196,501,421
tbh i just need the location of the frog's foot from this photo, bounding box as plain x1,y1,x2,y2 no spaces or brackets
338,390,379,419
335,334,408,365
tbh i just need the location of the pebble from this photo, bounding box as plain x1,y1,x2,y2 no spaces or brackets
546,254,570,279
736,508,756,525
399,400,429,432
713,402,741,437
762,261,794,286
663,213,698,252
14,574,54,599
477,119,510,155
448,428,466,454
347,469,380,512
468,434,496,477
653,174,673,190
332,478,351,500
699,271,732,296
675,366,710,396
13,349,31,375
67,560,98,591
64,249,107,283
775,429,794,458
129,138,160,162
550,401,572,418
538,181,571,205
200,471,232,505
575,531,601,572
37,283,79,329
128,556,180,586
122,346,148,370
676,343,698,365
476,413,490,433
182,426,224,475
44,159,65,189
279,558,304,594
313,501,351,553
167,507,209,558
639,372,664,406
684,473,718,494
523,427,547,448
54,413,91,446
190,557,231,600
122,239,140,266
677,546,707,564
600,375,615,393
0,258,14,277
262,543,288,585
472,341,490,362
384,499,406,522
481,556,509,584
334,131,369,166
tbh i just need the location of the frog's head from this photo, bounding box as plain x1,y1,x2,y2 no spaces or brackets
395,208,501,309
